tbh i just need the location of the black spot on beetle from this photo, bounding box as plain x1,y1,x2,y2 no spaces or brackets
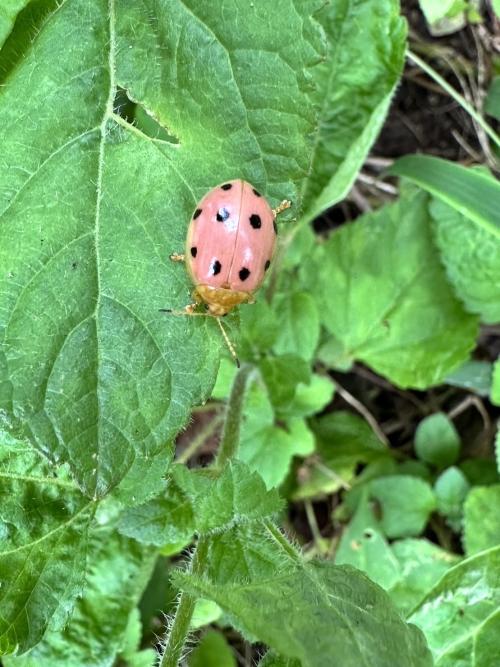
221,183,232,190
193,208,202,219
252,188,261,197
216,207,230,222
190,247,197,258
239,267,250,281
212,260,222,275
273,220,278,234
264,260,271,271
250,214,261,229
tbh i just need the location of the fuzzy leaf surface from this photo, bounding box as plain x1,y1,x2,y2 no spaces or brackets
0,436,94,655
174,522,433,667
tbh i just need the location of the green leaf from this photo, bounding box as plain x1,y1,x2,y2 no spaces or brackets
369,475,437,538
172,461,283,533
415,413,460,469
175,522,433,667
189,630,236,667
118,479,195,547
4,531,156,666
434,466,470,532
335,489,401,590
446,359,493,396
258,354,311,415
389,156,500,239
460,459,499,487
312,411,389,468
276,374,334,421
0,0,323,498
410,547,500,667
0,0,31,46
430,194,500,324
418,0,458,24
491,359,500,406
389,539,460,614
300,189,478,389
302,0,406,220
473,609,500,667
273,292,320,361
190,599,222,630
0,435,94,655
463,485,500,555
494,0,500,19
485,77,500,120
239,375,315,488
258,653,301,667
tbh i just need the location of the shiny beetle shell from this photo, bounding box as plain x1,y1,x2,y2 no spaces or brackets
185,179,277,315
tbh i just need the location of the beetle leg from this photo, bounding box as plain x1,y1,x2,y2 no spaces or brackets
272,199,291,219
170,253,185,262
159,303,205,316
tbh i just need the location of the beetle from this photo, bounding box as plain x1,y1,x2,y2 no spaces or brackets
162,179,290,363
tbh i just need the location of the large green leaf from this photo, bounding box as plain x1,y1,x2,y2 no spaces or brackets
175,523,433,667
0,435,94,655
410,546,500,666
301,0,406,221
463,486,500,555
4,531,156,666
390,156,500,239
0,0,323,498
300,188,478,388
430,195,500,323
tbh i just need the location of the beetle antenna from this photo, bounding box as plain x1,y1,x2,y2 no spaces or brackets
216,318,240,368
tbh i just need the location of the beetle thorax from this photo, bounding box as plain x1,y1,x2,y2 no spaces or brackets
194,285,253,316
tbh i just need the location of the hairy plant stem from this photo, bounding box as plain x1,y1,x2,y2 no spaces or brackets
158,536,209,667
159,363,254,666
215,362,255,468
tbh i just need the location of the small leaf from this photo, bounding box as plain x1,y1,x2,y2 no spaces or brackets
300,189,478,389
410,547,500,667
190,600,222,630
369,475,437,538
276,374,334,420
389,156,500,239
4,531,156,666
172,461,283,533
273,292,320,361
463,485,500,555
312,411,389,468
335,489,401,590
434,466,470,532
446,360,493,396
415,413,460,468
189,630,236,667
0,435,94,655
174,522,433,667
239,376,315,488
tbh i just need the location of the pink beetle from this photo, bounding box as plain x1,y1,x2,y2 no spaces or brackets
170,180,290,317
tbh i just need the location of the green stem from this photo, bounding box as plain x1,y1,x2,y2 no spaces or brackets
407,49,500,151
214,363,254,467
177,413,224,464
159,536,209,667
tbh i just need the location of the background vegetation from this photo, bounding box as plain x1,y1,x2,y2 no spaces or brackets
0,0,499,665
